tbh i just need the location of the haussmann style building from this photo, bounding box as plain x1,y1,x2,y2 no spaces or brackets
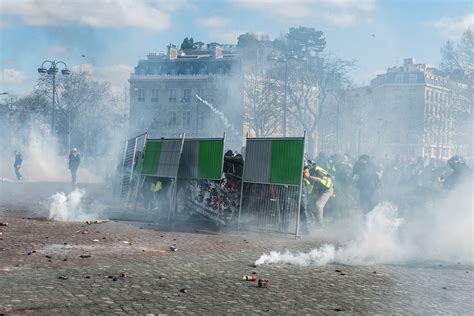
128,44,243,149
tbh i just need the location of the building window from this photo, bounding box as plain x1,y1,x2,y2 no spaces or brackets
138,89,145,102
168,112,177,126
151,89,159,102
182,89,191,103
183,111,191,126
169,89,176,102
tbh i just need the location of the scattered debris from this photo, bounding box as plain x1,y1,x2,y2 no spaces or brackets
64,243,68,245
78,230,89,234
79,254,91,258
58,276,68,280
340,273,346,276
93,239,100,242
373,271,377,274
179,288,188,293
442,287,447,290
242,275,257,281
0,221,8,226
120,272,128,278
258,279,269,288
85,276,91,279
45,255,52,259
335,269,342,273
112,277,118,281
63,258,68,261
334,308,343,312
170,244,177,252
85,220,108,225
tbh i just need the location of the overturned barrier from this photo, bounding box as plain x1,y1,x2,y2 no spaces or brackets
175,136,242,225
140,136,185,219
114,133,147,202
238,135,305,236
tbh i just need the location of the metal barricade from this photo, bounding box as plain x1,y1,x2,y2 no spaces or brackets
238,134,306,236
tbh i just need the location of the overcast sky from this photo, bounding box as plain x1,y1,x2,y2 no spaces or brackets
0,0,473,95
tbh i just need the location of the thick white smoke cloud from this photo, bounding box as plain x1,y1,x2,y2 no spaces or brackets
49,188,87,221
48,188,105,222
256,182,474,266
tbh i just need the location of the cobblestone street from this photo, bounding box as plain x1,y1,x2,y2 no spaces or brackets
1,182,473,314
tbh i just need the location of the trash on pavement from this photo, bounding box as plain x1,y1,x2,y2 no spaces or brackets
85,220,108,225
79,254,91,258
242,275,257,281
0,221,8,226
258,279,270,288
169,244,177,252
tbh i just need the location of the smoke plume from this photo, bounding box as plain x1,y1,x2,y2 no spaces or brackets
256,181,474,266
48,188,105,222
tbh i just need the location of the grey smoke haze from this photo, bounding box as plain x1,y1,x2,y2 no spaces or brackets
256,178,474,266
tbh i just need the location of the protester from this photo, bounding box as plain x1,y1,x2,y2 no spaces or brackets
68,148,81,185
13,151,23,180
306,164,334,226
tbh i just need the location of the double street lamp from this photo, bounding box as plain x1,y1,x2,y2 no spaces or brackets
37,60,71,132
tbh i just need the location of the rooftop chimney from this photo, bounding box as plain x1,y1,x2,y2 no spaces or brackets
404,58,415,66
167,44,178,60
209,44,223,59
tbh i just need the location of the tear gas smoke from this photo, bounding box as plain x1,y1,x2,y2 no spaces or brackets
49,188,86,221
0,126,107,183
48,188,103,222
196,94,240,136
256,182,474,266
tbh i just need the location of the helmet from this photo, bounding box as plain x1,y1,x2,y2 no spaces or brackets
359,154,370,162
448,155,465,168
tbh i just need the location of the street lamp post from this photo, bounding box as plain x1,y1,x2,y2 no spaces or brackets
37,60,71,132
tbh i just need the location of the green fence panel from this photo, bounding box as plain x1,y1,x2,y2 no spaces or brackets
198,140,224,179
269,140,304,185
142,141,162,175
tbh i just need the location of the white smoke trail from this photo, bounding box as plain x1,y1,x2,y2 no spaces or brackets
195,94,240,136
48,188,90,221
256,202,403,266
256,198,474,266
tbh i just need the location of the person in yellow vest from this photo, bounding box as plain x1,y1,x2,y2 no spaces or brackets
305,165,334,226
299,166,313,235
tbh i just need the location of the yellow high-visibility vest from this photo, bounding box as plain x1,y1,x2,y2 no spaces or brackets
303,178,313,194
314,165,332,189
153,181,162,192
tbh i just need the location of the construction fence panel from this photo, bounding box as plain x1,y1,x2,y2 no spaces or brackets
142,139,183,178
114,133,147,201
178,138,224,180
140,137,185,219
127,133,147,204
239,137,305,235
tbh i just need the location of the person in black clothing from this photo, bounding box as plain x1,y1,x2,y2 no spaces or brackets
68,148,81,185
444,155,471,190
352,154,380,213
13,151,23,180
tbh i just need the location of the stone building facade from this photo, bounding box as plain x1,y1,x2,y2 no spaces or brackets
129,44,243,148
320,58,471,159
